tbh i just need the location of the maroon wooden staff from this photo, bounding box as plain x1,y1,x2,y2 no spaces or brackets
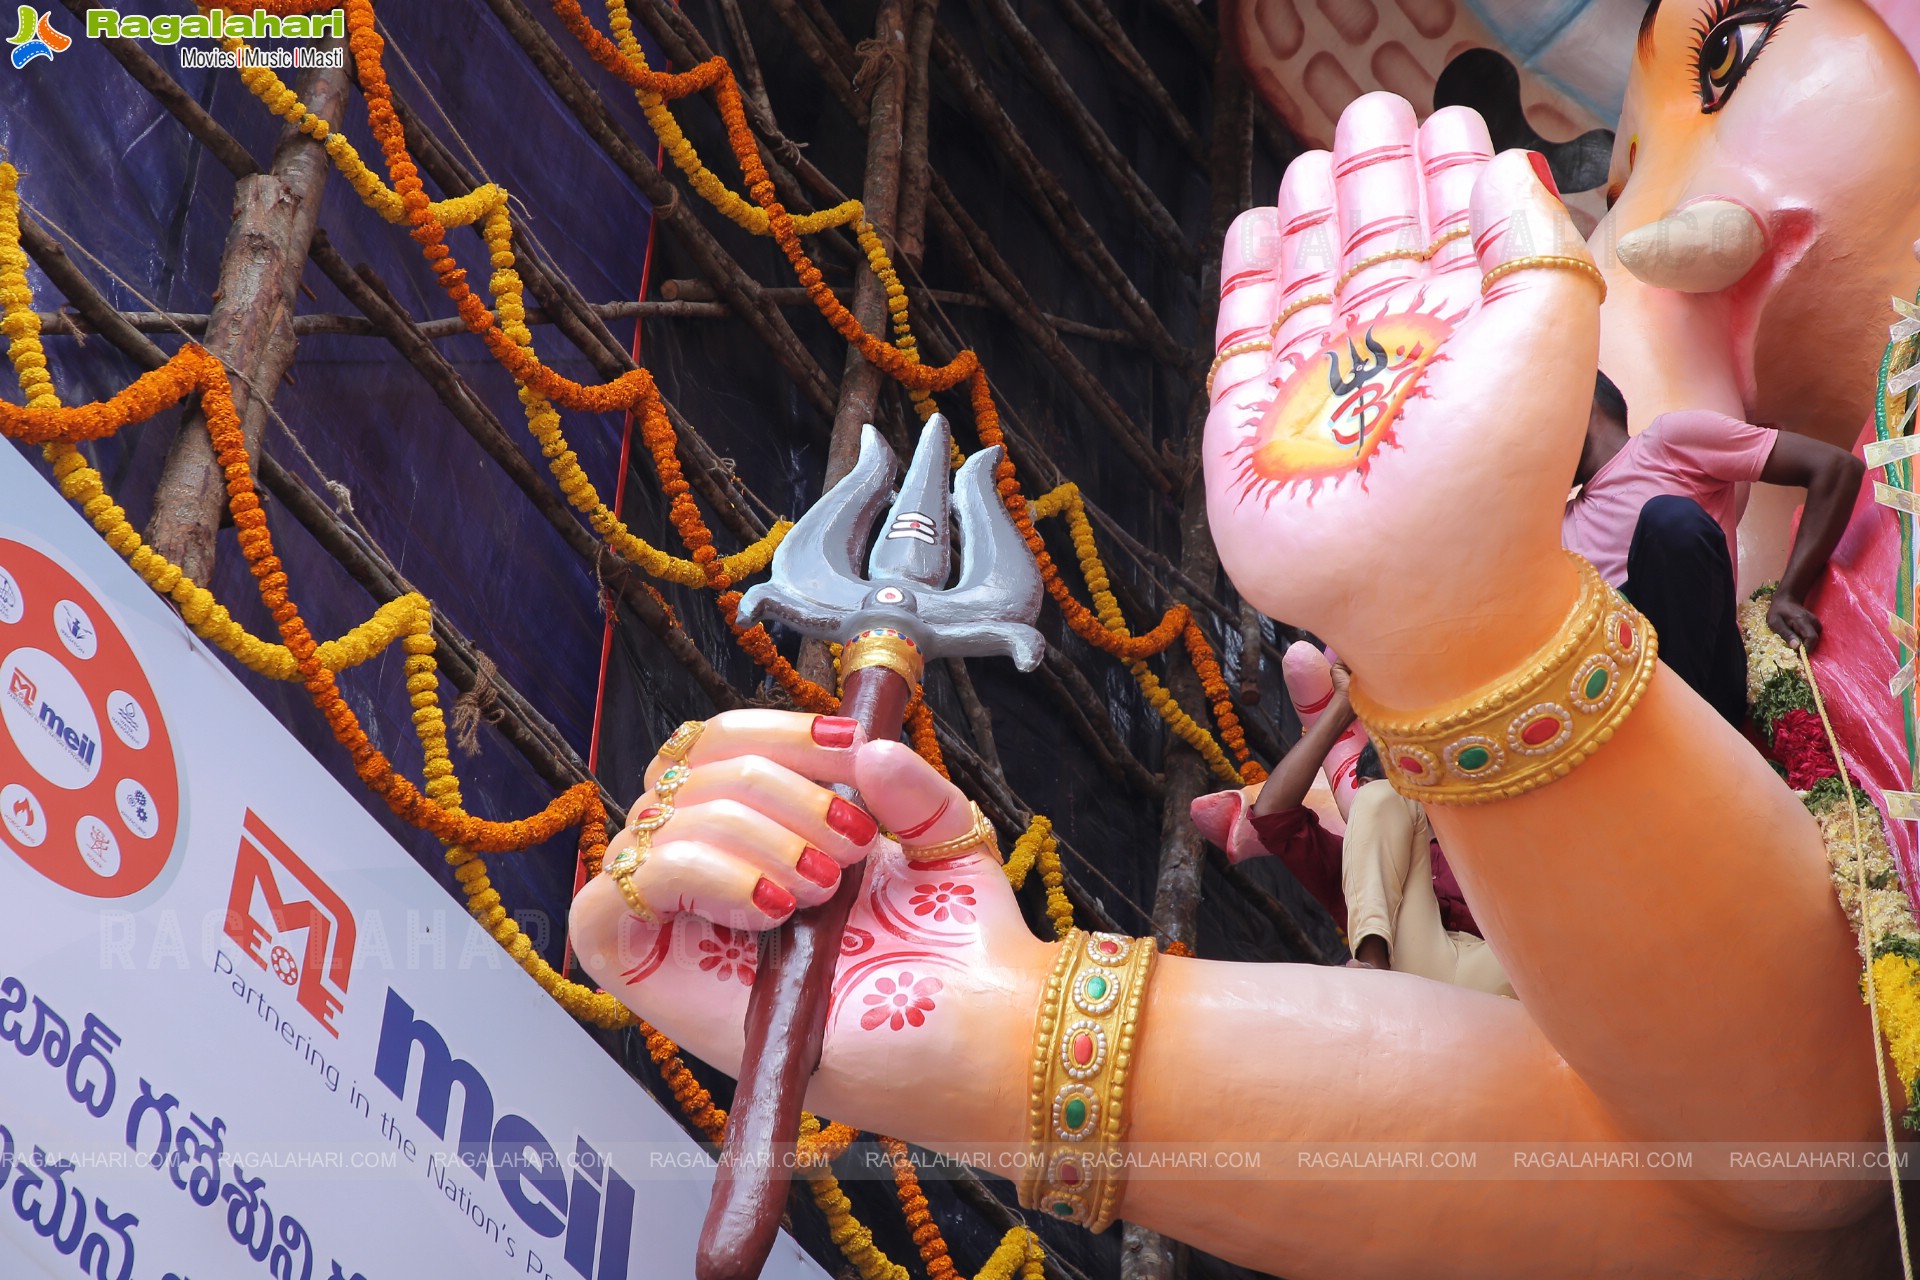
703,417,1045,1279
696,659,911,1280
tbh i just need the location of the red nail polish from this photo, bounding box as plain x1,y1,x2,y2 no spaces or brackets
811,716,858,748
797,847,840,887
826,797,879,845
1525,150,1560,198
752,878,796,919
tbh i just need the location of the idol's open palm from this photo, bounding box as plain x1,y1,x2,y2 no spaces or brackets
1206,95,1600,706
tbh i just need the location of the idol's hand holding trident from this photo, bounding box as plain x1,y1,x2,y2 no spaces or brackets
574,414,1045,1279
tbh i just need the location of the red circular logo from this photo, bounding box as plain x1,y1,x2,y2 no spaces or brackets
0,539,181,898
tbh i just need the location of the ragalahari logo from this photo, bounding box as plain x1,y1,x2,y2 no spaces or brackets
7,7,70,67
225,809,358,1037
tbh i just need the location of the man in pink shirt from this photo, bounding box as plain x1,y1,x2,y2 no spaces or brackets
1562,373,1864,725
1246,662,1510,995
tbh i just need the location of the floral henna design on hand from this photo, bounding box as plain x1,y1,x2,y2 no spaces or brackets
909,881,978,924
697,931,757,986
1228,297,1469,503
858,972,944,1031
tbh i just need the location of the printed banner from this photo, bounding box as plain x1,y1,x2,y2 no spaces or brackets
0,443,825,1280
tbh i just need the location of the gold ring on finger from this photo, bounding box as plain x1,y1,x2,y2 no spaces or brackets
658,719,706,764
1266,291,1334,342
1205,339,1272,399
901,801,999,864
606,834,661,923
1333,247,1429,294
1478,254,1607,302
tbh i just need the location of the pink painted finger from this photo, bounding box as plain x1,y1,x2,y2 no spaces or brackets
1210,207,1284,407
1470,149,1595,305
646,754,882,868
851,739,994,863
1330,93,1428,319
652,798,856,908
641,709,866,792
637,835,800,933
1271,150,1338,369
1417,106,1493,280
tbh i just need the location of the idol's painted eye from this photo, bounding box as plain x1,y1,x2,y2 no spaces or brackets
1691,1,1801,114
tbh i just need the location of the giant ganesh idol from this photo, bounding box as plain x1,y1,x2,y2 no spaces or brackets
569,1,1920,1274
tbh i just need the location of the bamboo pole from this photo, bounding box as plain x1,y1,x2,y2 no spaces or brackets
943,657,1006,783
966,0,1195,268
928,27,1192,372
145,52,348,584
1054,0,1204,155
825,0,910,485
925,179,1174,490
896,0,938,268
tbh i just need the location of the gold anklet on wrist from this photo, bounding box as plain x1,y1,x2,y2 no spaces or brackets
1018,929,1156,1232
1349,553,1658,805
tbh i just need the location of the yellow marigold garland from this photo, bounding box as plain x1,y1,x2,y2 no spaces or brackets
219,0,1262,791
16,11,1272,1266
1033,482,1245,784
10,145,1074,1280
1741,594,1920,1124
1003,815,1074,939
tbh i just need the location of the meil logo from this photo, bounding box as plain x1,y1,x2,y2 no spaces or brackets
224,810,357,1036
8,7,69,67
6,667,36,709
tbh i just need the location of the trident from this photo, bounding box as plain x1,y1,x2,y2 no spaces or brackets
698,414,1044,1280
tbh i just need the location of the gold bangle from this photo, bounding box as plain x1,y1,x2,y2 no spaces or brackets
900,800,997,863
1478,254,1608,302
1204,339,1271,399
1266,291,1334,342
1349,553,1657,805
839,627,925,690
1019,930,1156,1232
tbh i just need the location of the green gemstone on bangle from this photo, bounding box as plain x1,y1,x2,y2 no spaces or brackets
1063,1097,1087,1130
1085,974,1108,1000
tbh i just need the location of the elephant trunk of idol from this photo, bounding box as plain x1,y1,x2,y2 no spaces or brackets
1614,199,1768,294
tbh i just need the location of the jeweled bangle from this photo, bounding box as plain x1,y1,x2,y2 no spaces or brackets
839,627,925,690
1349,552,1658,805
1019,930,1156,1232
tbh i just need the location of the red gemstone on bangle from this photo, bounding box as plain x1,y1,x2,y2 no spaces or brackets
1071,1032,1094,1066
1520,716,1561,746
634,806,665,824
1397,755,1425,775
1058,1161,1081,1185
1617,619,1635,653
1095,939,1120,956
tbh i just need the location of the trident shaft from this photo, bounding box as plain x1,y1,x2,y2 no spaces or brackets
698,415,1044,1280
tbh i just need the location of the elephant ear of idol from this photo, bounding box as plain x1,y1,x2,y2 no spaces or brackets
737,415,1046,669
1434,49,1613,195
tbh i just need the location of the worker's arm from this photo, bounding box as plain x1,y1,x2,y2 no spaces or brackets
1251,662,1356,818
1757,433,1867,648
